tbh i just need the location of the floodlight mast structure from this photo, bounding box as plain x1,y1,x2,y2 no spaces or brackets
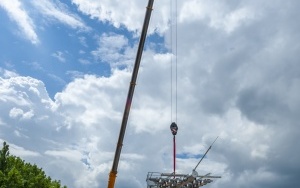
107,0,155,188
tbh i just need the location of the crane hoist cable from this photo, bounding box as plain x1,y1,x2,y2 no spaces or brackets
107,0,155,188
170,0,178,124
170,0,178,177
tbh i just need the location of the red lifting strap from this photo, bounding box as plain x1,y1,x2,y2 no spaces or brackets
173,135,176,177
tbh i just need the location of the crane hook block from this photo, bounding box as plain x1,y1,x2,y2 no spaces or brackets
170,122,178,135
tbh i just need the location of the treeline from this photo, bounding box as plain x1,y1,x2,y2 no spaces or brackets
0,142,67,188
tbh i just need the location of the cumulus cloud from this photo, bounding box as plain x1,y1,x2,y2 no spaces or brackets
91,33,135,68
1,0,300,188
9,107,34,120
180,0,256,33
0,67,172,187
71,0,171,34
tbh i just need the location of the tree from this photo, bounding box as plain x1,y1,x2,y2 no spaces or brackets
0,141,9,172
0,142,67,188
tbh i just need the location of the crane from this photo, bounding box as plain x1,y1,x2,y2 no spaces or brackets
107,0,155,187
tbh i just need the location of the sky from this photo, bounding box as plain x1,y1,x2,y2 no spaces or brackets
0,0,300,187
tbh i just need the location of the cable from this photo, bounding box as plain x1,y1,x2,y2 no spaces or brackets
169,0,178,177
175,0,178,123
170,0,178,123
170,0,173,123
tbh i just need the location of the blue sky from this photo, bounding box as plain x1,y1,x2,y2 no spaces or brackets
1,0,300,188
0,0,166,98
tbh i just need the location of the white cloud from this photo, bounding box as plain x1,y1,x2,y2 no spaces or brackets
180,1,256,33
9,108,35,121
71,0,256,35
22,109,35,120
9,107,24,119
71,0,170,34
91,33,135,68
0,68,19,78
32,0,89,30
0,0,39,44
45,149,82,162
1,1,300,188
0,0,90,44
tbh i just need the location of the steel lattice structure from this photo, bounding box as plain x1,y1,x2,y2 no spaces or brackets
146,171,221,188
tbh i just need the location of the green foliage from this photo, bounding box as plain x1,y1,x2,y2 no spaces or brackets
0,142,9,172
0,142,67,188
